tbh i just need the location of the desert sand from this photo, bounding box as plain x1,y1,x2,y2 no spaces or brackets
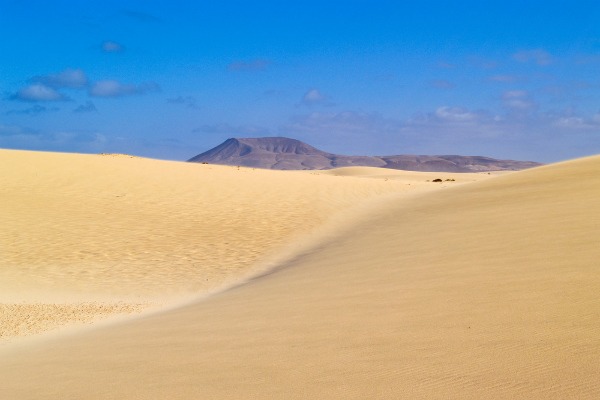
0,148,481,341
1,148,599,398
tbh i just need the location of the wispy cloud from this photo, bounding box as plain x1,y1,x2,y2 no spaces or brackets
30,68,88,89
101,41,125,53
10,68,162,104
0,127,108,153
432,106,480,122
574,54,600,65
280,103,600,160
430,79,455,90
73,101,97,113
167,96,200,109
489,74,519,83
513,49,553,65
0,124,38,137
9,69,89,102
6,104,59,115
540,108,600,131
193,123,271,136
284,111,389,136
302,88,325,103
263,89,286,96
501,90,537,113
300,88,333,106
89,80,160,97
437,61,455,69
10,83,70,102
281,110,411,155
468,56,498,69
553,116,591,129
227,59,271,71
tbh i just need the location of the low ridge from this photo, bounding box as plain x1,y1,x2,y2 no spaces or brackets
188,137,542,172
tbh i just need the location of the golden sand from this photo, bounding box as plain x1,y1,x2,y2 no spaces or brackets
1,149,599,398
0,149,480,341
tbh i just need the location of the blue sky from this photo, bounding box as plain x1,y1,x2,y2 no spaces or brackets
1,0,599,162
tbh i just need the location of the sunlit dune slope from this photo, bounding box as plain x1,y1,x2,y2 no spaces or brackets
1,154,598,398
0,149,430,299
0,149,481,340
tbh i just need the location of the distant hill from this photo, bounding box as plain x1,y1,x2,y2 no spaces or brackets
188,137,542,172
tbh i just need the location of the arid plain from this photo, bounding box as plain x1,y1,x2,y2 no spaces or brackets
1,148,599,399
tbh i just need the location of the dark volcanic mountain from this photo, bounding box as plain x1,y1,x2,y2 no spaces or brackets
188,137,542,172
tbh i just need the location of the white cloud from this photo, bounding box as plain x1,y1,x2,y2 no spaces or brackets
547,109,600,130
554,116,587,128
281,108,511,157
284,105,600,152
279,104,598,159
303,88,325,102
9,69,88,102
89,80,160,97
513,49,553,66
300,88,333,106
10,83,69,102
31,68,88,89
433,106,478,122
406,106,494,128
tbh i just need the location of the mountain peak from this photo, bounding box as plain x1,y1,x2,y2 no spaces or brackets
187,137,332,169
229,137,328,155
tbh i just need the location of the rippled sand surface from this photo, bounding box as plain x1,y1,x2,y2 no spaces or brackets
3,149,598,399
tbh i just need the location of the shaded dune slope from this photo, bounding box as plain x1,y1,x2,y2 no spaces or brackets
1,155,599,398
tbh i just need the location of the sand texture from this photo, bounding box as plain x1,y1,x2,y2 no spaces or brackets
1,149,599,398
1,149,478,341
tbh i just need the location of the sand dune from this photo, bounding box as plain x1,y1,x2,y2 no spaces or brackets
1,149,599,398
0,149,480,341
